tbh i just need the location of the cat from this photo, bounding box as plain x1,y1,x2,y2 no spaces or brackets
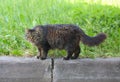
25,24,107,60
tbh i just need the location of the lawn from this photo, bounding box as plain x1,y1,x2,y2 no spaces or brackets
0,0,120,58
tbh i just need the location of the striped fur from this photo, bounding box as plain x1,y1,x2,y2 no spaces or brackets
25,24,106,60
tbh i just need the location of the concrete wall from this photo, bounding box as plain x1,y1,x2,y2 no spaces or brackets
0,56,120,82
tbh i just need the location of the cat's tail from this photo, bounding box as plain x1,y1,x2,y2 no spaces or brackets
80,31,107,46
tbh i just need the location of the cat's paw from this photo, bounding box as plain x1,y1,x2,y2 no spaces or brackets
40,57,47,60
35,55,40,59
71,56,78,59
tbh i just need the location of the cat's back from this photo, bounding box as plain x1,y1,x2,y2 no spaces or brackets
44,24,79,30
33,24,80,32
44,24,79,37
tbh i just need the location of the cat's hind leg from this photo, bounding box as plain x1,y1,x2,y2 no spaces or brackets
64,46,74,60
71,45,80,59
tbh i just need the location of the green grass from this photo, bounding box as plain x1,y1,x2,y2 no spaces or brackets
0,0,120,58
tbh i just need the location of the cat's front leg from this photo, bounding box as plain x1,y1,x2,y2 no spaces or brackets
40,48,49,60
36,47,41,59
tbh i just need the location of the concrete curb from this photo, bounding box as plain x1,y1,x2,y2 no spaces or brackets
0,56,120,82
0,56,51,82
53,58,120,82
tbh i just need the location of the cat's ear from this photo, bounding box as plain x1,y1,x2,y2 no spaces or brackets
25,28,29,33
25,28,35,32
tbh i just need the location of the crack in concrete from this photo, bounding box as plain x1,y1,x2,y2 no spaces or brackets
51,58,54,82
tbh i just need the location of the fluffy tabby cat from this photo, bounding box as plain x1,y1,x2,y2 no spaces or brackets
25,24,106,60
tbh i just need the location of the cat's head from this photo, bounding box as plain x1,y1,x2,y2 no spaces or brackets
25,27,41,43
25,29,35,42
